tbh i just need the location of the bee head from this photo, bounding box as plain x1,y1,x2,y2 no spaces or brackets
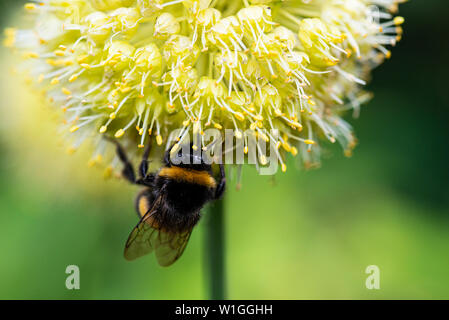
165,142,212,171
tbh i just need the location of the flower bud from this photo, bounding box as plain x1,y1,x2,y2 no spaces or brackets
154,13,180,40
111,7,141,39
163,35,200,66
106,41,136,71
84,11,112,43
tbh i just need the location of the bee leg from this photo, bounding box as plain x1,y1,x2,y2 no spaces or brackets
136,141,156,187
110,139,136,184
138,140,152,179
136,172,155,187
214,163,226,200
163,148,171,166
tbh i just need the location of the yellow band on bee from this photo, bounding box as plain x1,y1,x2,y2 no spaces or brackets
159,167,216,188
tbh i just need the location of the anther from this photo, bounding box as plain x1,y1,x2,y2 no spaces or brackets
115,129,125,138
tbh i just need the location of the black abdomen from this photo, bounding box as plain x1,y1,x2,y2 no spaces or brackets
162,178,214,214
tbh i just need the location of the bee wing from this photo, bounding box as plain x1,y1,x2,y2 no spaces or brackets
123,206,159,261
154,228,193,267
124,195,193,266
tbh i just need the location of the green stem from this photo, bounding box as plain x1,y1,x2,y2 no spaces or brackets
205,197,226,300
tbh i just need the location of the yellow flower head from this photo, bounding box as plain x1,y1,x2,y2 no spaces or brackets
5,0,405,172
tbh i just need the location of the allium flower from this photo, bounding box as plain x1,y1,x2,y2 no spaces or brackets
4,0,405,173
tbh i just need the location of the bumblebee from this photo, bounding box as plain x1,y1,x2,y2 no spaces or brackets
110,140,225,266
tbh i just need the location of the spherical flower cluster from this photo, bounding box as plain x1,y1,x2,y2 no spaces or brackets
4,0,405,174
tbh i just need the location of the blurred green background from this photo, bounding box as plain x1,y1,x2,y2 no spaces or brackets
0,0,448,300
